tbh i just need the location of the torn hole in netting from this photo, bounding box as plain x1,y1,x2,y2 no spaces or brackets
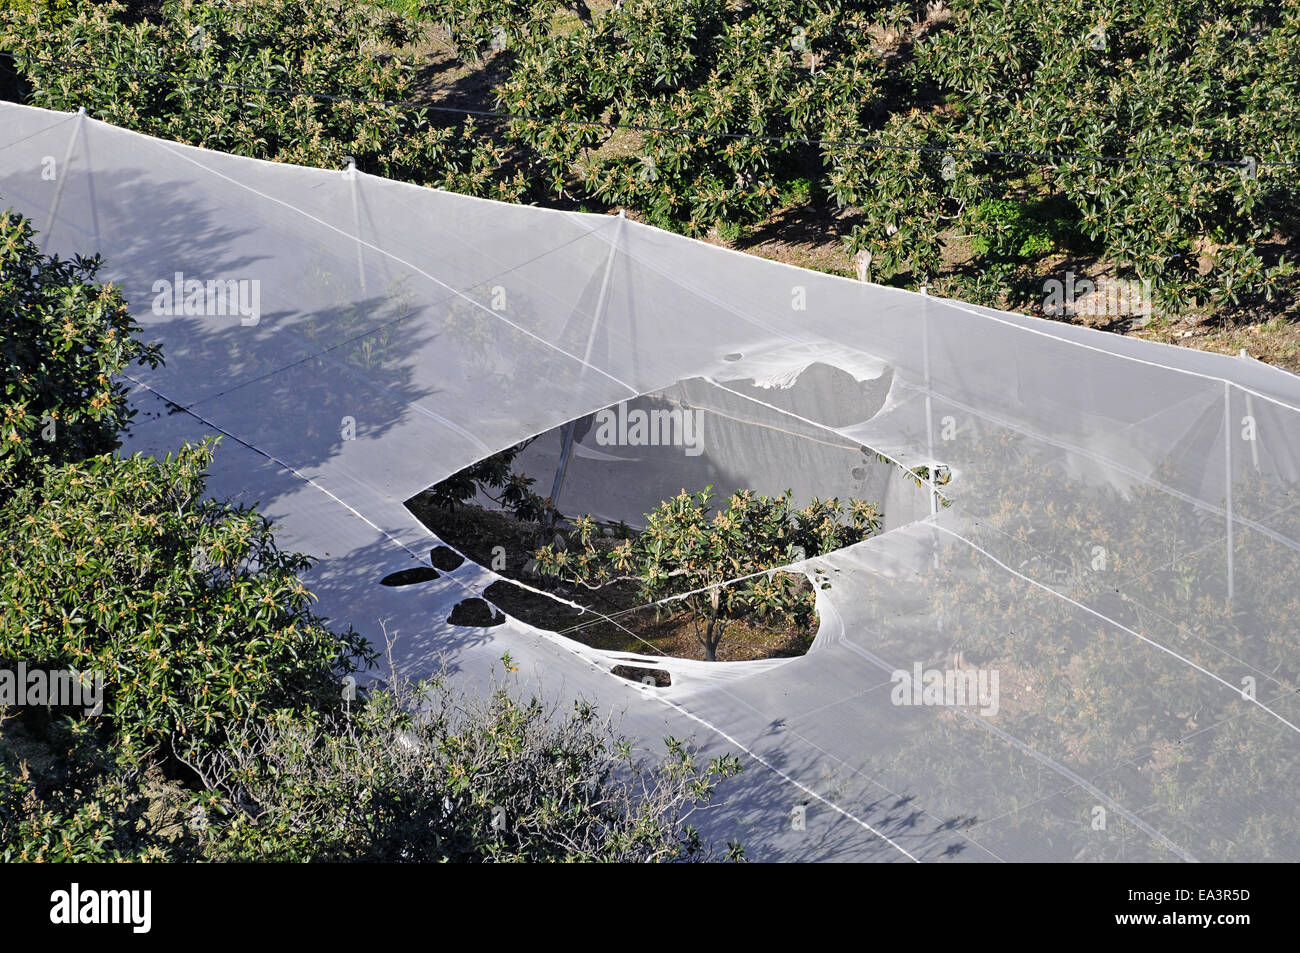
611,665,672,688
430,546,465,571
405,366,942,662
378,566,441,587
446,598,505,628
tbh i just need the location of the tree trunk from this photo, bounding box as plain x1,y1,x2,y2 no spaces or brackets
704,590,720,661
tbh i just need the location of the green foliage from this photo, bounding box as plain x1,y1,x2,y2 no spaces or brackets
0,715,182,861
0,769,165,861
0,0,531,201
0,440,374,760
494,0,1298,307
508,0,804,231
0,210,162,498
780,176,813,207
426,438,559,524
835,113,950,282
195,674,743,861
912,0,1300,309
7,0,1296,313
714,219,744,243
966,198,1068,260
3,667,744,862
2,0,77,22
373,0,427,19
536,488,882,660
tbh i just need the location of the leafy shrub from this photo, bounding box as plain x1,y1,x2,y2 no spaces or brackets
3,658,746,862
188,670,744,862
0,714,182,861
0,209,161,498
835,113,950,283
486,0,1300,308
912,0,1300,310
528,0,790,232
0,0,532,201
780,176,813,207
966,198,1062,260
0,440,374,760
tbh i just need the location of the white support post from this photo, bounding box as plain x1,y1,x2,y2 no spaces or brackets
42,107,86,247
548,211,625,519
921,282,938,520
1224,380,1235,602
344,156,365,294
1238,349,1261,471
921,281,939,571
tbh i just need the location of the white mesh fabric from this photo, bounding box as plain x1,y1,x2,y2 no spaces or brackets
3,102,1298,861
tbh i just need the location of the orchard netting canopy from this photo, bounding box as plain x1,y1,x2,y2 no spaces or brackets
4,102,1299,862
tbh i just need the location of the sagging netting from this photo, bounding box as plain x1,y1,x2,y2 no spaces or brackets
3,102,1298,862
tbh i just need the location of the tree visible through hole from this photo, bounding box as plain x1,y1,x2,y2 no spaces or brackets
406,377,934,662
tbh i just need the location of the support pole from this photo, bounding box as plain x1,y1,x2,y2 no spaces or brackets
1238,349,1260,471
43,107,86,247
921,281,939,571
548,211,625,521
344,156,366,294
1224,380,1235,602
921,282,938,521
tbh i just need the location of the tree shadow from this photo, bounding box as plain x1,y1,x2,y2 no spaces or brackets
302,532,501,680
685,732,986,862
3,158,502,675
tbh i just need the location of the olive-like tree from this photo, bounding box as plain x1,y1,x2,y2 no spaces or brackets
535,488,882,660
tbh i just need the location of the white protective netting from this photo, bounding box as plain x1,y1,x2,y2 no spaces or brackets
3,103,1299,861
